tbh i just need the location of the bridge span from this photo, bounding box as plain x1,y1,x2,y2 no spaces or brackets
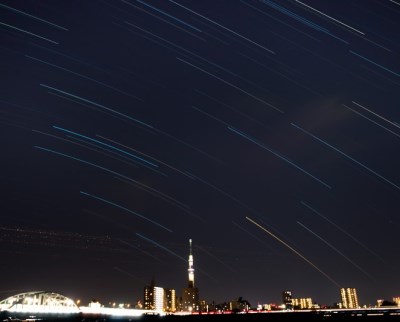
0,291,164,318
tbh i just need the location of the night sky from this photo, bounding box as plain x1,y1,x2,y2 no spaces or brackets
1,0,400,308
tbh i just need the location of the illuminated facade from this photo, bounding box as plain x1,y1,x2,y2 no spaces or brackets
144,278,164,310
153,287,164,311
182,239,199,311
282,291,293,310
144,284,153,310
143,278,176,312
340,288,359,309
165,289,176,312
292,298,313,309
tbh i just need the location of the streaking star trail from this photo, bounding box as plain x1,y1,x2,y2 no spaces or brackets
229,126,331,189
300,201,386,264
80,191,172,233
296,221,374,280
291,123,400,191
246,216,341,288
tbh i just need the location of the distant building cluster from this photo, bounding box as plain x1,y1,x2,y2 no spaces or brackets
140,239,250,314
280,291,316,310
143,279,175,312
278,288,361,311
292,297,314,309
142,239,200,313
137,239,397,314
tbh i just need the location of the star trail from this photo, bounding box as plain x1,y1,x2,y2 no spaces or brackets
1,0,399,307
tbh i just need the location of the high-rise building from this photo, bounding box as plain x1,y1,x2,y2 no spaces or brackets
143,278,165,311
182,239,199,311
165,288,176,312
340,288,359,309
282,291,293,310
144,278,155,310
153,287,165,311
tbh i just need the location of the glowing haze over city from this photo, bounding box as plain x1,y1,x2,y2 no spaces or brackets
1,0,399,309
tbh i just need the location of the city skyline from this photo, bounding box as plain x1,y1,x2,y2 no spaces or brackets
1,0,400,308
1,285,399,312
1,290,400,321
0,227,397,308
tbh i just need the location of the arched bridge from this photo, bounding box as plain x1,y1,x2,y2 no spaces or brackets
0,291,80,314
0,291,163,317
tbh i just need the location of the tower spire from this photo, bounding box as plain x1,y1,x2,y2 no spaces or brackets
188,239,194,288
182,238,199,312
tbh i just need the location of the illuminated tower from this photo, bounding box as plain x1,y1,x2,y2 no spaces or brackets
340,288,359,309
188,238,194,288
182,239,199,311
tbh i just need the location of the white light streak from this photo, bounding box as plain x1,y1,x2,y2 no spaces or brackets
352,101,400,130
246,216,341,287
295,0,365,35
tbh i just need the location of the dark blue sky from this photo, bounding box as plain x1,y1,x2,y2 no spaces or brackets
1,0,400,307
